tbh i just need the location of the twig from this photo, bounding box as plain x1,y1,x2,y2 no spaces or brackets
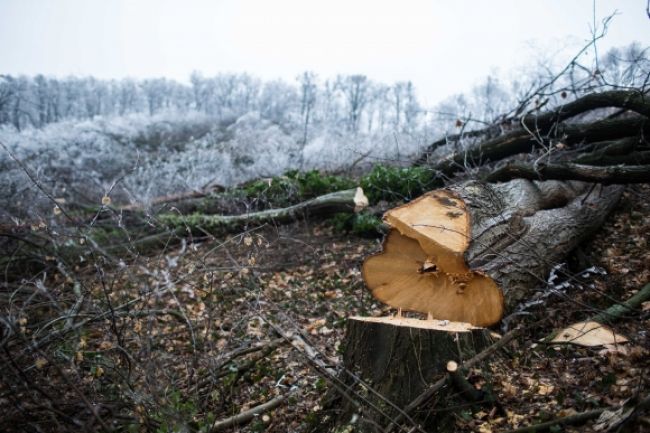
209,393,288,432
501,408,603,433
500,394,650,433
542,282,650,343
263,317,425,433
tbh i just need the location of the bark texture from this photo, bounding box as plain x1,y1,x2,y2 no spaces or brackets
162,187,368,231
447,179,623,308
485,162,650,184
325,317,492,433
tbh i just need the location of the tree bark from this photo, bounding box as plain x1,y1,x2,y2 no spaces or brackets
424,116,648,177
416,90,650,166
447,179,623,308
324,317,492,433
321,180,622,432
485,162,650,184
158,187,368,232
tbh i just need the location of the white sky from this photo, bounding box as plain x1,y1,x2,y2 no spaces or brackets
0,0,647,105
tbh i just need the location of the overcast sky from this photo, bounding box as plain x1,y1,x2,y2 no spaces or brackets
0,0,647,105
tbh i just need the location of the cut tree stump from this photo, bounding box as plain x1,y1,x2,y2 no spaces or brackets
323,316,492,433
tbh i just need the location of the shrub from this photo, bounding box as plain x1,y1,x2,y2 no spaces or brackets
360,164,437,203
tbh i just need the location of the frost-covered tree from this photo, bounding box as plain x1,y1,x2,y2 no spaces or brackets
297,71,317,145
337,74,370,132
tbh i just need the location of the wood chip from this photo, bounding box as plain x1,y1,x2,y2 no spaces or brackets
550,321,629,347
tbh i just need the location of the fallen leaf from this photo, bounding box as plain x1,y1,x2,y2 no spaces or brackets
537,383,555,395
478,423,492,433
306,318,326,332
501,381,518,397
99,340,113,350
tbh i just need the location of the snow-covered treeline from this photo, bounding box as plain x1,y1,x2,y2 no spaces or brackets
0,42,647,222
0,71,423,136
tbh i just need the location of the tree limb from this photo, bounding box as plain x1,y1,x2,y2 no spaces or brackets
485,162,650,184
417,90,650,166
500,394,650,433
592,282,650,324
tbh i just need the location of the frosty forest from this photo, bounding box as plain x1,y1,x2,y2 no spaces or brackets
1,42,644,218
1,3,650,433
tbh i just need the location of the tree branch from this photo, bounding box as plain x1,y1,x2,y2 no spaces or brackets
485,162,650,184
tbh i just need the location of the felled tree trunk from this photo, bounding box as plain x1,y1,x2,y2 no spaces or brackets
365,179,623,319
322,179,622,432
0,188,368,280
158,187,369,232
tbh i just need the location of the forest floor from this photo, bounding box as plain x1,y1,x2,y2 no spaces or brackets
7,184,650,433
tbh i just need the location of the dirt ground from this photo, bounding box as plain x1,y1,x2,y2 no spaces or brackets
4,185,649,432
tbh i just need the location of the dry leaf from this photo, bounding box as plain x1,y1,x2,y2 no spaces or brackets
35,358,48,369
306,318,326,332
474,410,488,420
478,423,492,433
537,383,555,395
501,381,518,397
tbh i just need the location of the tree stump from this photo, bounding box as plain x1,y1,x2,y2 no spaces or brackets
321,316,492,433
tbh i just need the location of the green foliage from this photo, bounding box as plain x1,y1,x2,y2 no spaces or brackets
360,164,437,203
314,377,327,392
328,212,383,237
243,170,355,207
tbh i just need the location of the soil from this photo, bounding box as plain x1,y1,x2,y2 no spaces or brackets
3,185,649,432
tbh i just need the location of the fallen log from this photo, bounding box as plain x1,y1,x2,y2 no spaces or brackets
574,136,648,165
159,187,369,232
426,116,648,178
364,179,623,321
485,162,650,184
416,90,650,166
0,187,368,279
